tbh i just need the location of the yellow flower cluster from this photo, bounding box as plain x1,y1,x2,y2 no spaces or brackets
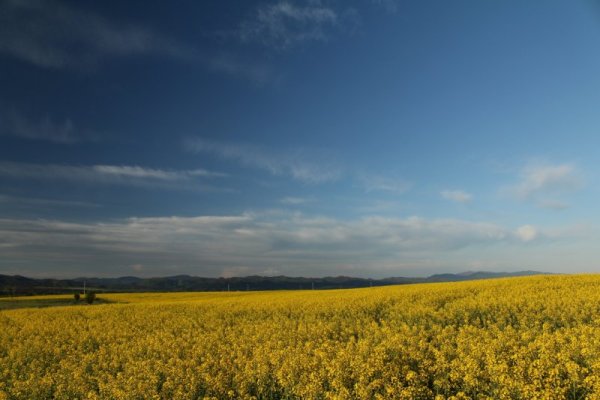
2,275,600,399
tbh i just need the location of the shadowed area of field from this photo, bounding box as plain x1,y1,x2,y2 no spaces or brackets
0,296,116,311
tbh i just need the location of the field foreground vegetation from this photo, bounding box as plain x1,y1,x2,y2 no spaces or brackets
2,275,600,399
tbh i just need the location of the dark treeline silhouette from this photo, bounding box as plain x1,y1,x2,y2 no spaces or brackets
0,271,549,296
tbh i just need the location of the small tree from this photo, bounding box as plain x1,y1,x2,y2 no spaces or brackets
74,292,80,302
85,291,96,305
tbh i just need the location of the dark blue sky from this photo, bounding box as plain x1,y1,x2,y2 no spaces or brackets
1,0,599,277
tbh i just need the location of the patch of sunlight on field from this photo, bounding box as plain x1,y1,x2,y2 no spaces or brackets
3,275,600,399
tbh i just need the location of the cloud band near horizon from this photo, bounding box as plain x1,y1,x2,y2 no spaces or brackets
0,211,572,278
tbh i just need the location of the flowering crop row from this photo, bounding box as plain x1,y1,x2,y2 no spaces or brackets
2,275,600,399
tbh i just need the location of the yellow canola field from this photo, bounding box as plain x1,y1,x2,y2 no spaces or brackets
2,275,600,399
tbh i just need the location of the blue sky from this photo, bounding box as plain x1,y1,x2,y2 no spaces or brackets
1,0,599,278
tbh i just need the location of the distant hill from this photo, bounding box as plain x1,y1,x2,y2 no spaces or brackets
426,270,546,282
0,270,550,296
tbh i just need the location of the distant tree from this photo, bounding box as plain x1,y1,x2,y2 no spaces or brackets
74,292,80,302
85,291,96,304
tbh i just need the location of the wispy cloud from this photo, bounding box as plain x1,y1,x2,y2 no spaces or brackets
237,1,340,49
0,194,100,208
92,165,226,180
0,162,227,190
507,162,583,209
0,109,98,143
0,212,565,277
370,0,398,13
441,190,472,204
358,173,411,194
0,0,194,69
208,52,277,85
0,0,274,84
537,199,569,210
185,137,342,184
280,196,314,205
514,164,582,198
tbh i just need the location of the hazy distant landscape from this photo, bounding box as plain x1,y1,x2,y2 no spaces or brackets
0,270,547,296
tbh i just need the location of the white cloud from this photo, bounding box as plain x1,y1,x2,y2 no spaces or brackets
441,190,472,204
0,0,194,69
92,165,226,180
280,196,314,205
516,164,581,197
185,137,342,184
0,161,227,190
515,225,538,242
130,263,144,272
354,200,405,214
238,1,339,49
